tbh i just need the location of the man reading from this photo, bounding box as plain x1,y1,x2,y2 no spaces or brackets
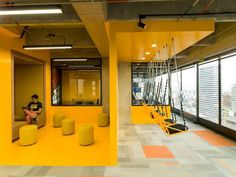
23,94,42,125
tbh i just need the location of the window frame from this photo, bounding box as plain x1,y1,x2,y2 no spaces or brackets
170,49,236,139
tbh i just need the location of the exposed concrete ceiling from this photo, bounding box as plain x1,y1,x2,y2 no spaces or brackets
24,26,101,58
107,0,236,21
25,27,96,48
72,2,109,57
0,0,236,60
176,22,236,66
50,48,101,58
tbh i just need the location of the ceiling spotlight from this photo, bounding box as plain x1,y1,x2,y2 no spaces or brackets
151,44,157,48
138,21,146,29
23,44,72,50
138,15,146,29
0,5,63,15
145,52,151,55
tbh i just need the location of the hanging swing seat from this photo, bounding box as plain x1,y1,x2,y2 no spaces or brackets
164,119,175,124
165,124,188,135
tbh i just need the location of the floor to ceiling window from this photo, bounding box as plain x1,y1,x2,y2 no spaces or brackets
171,70,181,109
182,65,197,115
221,54,236,130
199,60,219,124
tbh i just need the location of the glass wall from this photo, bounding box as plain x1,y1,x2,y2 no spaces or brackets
61,70,101,105
51,58,102,106
221,55,236,130
131,62,170,106
199,60,219,124
132,63,149,105
182,65,197,115
160,73,169,105
171,70,181,109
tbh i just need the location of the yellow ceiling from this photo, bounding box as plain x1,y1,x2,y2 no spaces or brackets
116,31,213,61
106,20,215,62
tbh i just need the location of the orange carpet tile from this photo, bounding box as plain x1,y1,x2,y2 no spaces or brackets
192,130,236,146
143,145,175,158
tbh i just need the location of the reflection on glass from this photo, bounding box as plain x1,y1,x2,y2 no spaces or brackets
61,70,101,105
182,66,197,115
159,74,169,105
221,56,236,130
132,77,147,105
199,61,219,123
171,71,181,109
132,63,169,106
51,58,101,106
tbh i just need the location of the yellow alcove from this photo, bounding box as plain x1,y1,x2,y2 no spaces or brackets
0,27,111,166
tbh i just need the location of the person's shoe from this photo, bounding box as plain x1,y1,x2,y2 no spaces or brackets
32,117,38,124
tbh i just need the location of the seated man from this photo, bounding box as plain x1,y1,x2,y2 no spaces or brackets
23,94,42,125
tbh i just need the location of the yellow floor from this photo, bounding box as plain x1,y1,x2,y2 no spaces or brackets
4,124,110,166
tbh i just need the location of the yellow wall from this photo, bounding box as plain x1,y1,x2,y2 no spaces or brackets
0,27,106,165
0,27,50,153
14,65,44,118
131,106,171,124
49,106,102,124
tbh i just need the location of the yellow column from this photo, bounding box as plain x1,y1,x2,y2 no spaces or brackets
109,23,118,165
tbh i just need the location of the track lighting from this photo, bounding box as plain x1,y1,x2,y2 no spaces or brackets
0,5,62,15
23,44,72,50
138,15,146,29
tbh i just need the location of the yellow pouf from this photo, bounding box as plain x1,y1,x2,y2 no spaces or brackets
78,125,94,146
53,114,65,128
19,125,37,146
62,119,75,135
98,113,109,127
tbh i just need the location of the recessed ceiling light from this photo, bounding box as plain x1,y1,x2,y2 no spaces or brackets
151,44,157,48
145,52,150,55
141,57,145,60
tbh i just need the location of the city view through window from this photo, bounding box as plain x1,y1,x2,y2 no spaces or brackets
221,55,236,130
132,52,236,131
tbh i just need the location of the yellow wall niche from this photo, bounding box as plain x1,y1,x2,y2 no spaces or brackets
0,27,110,166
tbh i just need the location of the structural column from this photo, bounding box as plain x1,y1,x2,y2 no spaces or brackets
108,23,118,165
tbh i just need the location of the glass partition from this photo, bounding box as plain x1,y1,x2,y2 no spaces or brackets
51,58,102,106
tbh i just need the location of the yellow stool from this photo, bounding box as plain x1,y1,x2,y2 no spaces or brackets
53,114,65,128
19,125,37,146
62,119,75,135
98,113,109,127
78,125,94,146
